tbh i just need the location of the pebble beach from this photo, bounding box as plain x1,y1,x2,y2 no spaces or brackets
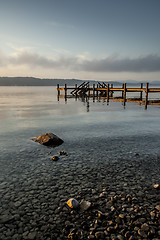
0,143,160,239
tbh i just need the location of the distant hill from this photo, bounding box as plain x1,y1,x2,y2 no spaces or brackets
0,77,84,86
0,77,122,86
0,77,159,86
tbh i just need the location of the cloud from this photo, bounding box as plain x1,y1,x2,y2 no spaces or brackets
1,49,160,73
79,54,160,72
9,51,77,69
0,49,8,66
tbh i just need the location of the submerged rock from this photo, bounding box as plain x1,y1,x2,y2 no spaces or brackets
31,133,64,147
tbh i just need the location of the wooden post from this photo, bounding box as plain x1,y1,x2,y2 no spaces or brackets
93,84,95,101
122,83,124,98
57,84,60,101
123,83,126,106
65,84,67,102
140,83,143,100
88,83,90,97
107,83,110,102
75,84,78,100
110,84,113,97
96,83,99,97
145,82,149,109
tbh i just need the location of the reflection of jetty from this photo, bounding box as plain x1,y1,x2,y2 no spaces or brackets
57,82,160,109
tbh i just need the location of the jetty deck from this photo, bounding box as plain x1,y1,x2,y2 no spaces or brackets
57,82,160,109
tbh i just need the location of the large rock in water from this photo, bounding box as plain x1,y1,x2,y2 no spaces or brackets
31,133,64,147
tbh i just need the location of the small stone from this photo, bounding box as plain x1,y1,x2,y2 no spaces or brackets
119,214,125,219
115,217,121,223
0,215,14,224
111,206,115,212
95,231,104,239
51,156,59,161
150,211,155,219
59,151,67,156
97,211,105,219
124,232,130,238
99,192,106,197
28,232,37,240
141,223,149,231
107,227,114,232
155,205,160,211
14,201,22,207
153,184,159,189
67,198,79,209
80,200,91,211
138,229,147,238
88,235,95,239
134,152,139,156
117,235,124,240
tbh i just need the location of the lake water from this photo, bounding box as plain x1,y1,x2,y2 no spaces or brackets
0,86,160,157
0,86,160,239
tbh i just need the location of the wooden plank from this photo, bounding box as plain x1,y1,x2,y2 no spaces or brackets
148,88,160,92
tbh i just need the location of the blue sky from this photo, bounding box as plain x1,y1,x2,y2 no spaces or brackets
0,0,160,81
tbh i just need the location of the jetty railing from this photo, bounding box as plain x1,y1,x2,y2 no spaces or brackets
57,82,160,109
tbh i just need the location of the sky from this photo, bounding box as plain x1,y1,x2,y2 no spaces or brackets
0,0,160,81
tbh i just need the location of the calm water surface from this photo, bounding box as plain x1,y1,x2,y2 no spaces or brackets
0,86,160,176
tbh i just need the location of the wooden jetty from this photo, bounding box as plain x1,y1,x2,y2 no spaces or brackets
57,82,160,109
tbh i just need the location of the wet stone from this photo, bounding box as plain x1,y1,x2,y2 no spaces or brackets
51,156,59,161
95,231,104,239
28,232,37,240
138,229,147,238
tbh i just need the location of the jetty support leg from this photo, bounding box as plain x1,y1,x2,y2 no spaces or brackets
122,83,124,99
140,83,143,100
93,84,95,102
57,84,60,101
88,83,90,97
96,84,99,97
145,83,149,109
75,84,78,100
110,84,113,97
107,83,110,103
65,84,67,102
123,83,126,106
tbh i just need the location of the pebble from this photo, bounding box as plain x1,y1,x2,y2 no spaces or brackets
14,201,22,207
153,184,159,189
67,198,80,209
28,232,37,240
51,156,59,161
80,200,91,211
155,205,160,211
59,151,68,156
95,231,104,239
141,223,149,231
